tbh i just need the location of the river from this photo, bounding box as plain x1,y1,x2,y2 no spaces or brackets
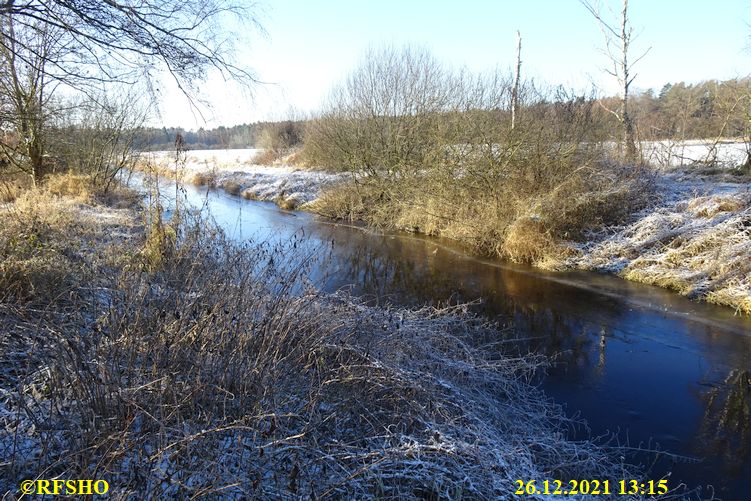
144,177,751,499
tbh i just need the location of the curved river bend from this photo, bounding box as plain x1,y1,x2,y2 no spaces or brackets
151,179,751,499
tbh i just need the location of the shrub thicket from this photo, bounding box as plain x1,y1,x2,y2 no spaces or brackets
304,46,655,266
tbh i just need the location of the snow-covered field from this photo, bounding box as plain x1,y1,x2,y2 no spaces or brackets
641,139,749,169
139,149,345,207
148,148,266,168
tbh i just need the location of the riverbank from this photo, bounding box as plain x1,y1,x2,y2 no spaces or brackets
135,145,750,315
1,178,644,499
569,169,750,314
137,149,343,209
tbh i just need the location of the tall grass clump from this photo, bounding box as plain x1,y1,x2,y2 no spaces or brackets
2,195,642,498
0,175,139,304
304,46,656,267
0,193,78,304
0,175,29,203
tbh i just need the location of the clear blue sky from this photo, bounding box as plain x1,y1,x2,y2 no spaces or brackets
157,0,751,128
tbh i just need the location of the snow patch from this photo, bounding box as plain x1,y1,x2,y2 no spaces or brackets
140,149,345,205
641,139,749,169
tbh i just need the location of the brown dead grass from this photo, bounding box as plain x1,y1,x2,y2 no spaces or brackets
0,228,75,304
313,162,653,270
609,193,751,314
189,171,217,187
503,217,557,264
0,182,137,305
44,172,97,202
283,148,310,167
276,195,298,210
307,182,375,222
251,148,281,166
241,188,260,200
1,203,638,498
43,172,141,208
0,176,29,203
686,195,747,218
220,179,243,196
707,280,751,315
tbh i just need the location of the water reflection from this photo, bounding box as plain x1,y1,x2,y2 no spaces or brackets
698,369,751,474
145,178,751,499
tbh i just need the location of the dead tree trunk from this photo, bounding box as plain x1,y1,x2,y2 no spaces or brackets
619,0,637,162
511,30,522,131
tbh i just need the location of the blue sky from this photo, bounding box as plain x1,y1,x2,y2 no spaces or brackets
157,0,751,128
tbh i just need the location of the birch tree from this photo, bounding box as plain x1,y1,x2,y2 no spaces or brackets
581,0,649,163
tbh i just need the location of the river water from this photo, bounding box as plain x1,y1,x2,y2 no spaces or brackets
149,178,751,499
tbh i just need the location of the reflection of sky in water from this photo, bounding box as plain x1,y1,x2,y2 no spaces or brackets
143,176,751,499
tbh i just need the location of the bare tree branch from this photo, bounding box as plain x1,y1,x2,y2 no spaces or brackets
0,0,261,97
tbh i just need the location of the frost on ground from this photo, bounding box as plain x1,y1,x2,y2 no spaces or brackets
139,149,344,208
1,196,646,500
570,171,751,314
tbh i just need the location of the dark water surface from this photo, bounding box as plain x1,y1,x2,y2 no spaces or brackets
150,179,751,499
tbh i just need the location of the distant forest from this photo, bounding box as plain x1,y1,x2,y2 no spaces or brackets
134,121,306,151
135,78,751,151
616,78,751,140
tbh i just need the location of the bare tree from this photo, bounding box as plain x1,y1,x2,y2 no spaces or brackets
582,0,649,162
0,14,64,185
305,46,454,178
51,90,150,192
0,0,259,184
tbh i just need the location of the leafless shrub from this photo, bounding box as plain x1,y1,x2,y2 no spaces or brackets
49,91,150,193
250,121,305,166
303,46,457,176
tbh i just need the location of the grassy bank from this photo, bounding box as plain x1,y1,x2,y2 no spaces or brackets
309,167,750,315
135,149,341,210
572,171,751,314
0,176,650,499
308,161,654,265
293,45,751,315
133,143,751,315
